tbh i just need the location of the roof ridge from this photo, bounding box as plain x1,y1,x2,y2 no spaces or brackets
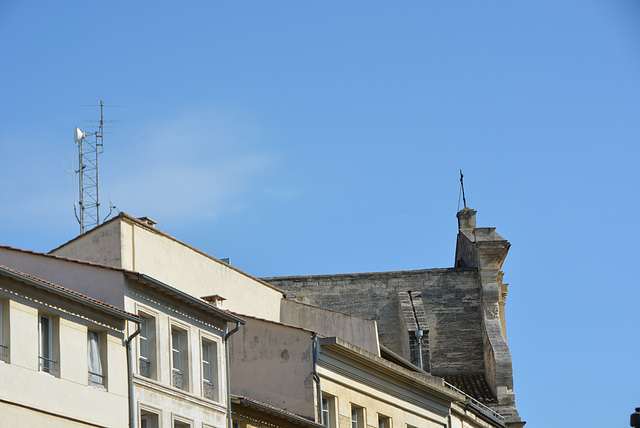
48,212,285,295
0,244,136,275
0,264,139,320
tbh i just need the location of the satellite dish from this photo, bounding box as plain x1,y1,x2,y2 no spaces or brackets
74,127,86,143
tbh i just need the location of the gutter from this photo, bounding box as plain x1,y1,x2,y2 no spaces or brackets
133,274,245,324
225,321,243,428
123,321,142,428
0,266,139,323
312,333,322,425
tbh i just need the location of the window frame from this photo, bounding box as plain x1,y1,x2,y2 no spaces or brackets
139,404,161,428
139,317,149,361
170,323,189,391
351,405,364,428
378,414,391,428
87,329,106,390
321,393,337,428
137,309,158,380
172,415,192,428
38,313,57,375
172,329,182,372
201,335,220,401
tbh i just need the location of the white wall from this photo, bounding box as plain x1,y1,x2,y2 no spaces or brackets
121,220,283,321
0,280,129,428
124,282,229,428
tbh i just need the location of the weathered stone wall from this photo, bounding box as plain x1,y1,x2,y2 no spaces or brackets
263,268,484,376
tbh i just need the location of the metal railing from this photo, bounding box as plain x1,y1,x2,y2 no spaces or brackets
0,344,7,361
88,370,106,387
443,381,506,425
38,356,58,374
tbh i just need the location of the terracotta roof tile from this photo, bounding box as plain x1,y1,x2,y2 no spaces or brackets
0,264,139,321
232,395,322,427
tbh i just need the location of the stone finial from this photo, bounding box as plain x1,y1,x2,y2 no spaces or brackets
456,207,477,230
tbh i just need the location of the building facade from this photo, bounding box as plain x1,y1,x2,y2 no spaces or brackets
262,208,523,426
0,206,524,427
0,247,244,428
0,265,139,428
229,315,506,428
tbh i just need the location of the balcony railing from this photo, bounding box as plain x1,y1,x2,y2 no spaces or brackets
0,344,7,361
88,370,106,389
38,355,58,374
139,357,151,378
172,368,183,389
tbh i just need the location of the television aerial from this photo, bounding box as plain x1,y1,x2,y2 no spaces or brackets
72,100,120,234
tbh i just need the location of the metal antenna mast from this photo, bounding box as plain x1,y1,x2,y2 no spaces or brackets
73,100,120,234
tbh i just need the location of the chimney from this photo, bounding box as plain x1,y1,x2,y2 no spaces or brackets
202,295,226,309
456,207,477,230
137,217,157,227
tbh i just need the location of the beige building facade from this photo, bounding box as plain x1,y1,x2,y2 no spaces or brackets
0,264,139,428
50,213,284,322
229,316,507,428
0,247,244,428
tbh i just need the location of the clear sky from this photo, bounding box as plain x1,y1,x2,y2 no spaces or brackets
2,1,639,426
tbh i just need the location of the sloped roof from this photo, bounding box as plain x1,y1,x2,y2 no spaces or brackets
443,374,497,404
50,212,284,294
232,395,324,428
0,245,244,324
0,264,140,323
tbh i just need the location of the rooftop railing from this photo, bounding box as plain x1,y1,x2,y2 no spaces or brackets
443,381,506,426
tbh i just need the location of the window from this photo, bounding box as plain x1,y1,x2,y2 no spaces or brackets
322,394,336,428
0,299,7,362
173,420,191,428
140,411,159,428
351,405,364,428
88,330,106,389
171,327,189,390
39,313,58,374
378,415,391,428
202,339,218,400
139,314,156,379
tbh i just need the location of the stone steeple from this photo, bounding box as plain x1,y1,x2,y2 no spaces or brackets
454,208,523,427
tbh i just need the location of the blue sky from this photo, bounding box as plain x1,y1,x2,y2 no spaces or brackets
2,1,639,426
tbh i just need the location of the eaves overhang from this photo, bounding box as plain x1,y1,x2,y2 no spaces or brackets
129,273,246,325
0,265,141,323
318,337,463,403
232,395,324,428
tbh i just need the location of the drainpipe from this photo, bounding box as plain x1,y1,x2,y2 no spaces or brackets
312,333,322,425
225,321,241,428
414,330,424,370
124,322,141,428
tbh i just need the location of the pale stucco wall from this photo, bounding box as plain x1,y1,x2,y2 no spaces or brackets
318,347,451,428
0,278,129,428
124,280,229,427
280,299,380,356
51,217,284,322
229,317,315,420
51,219,123,268
0,247,127,308
120,220,283,321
